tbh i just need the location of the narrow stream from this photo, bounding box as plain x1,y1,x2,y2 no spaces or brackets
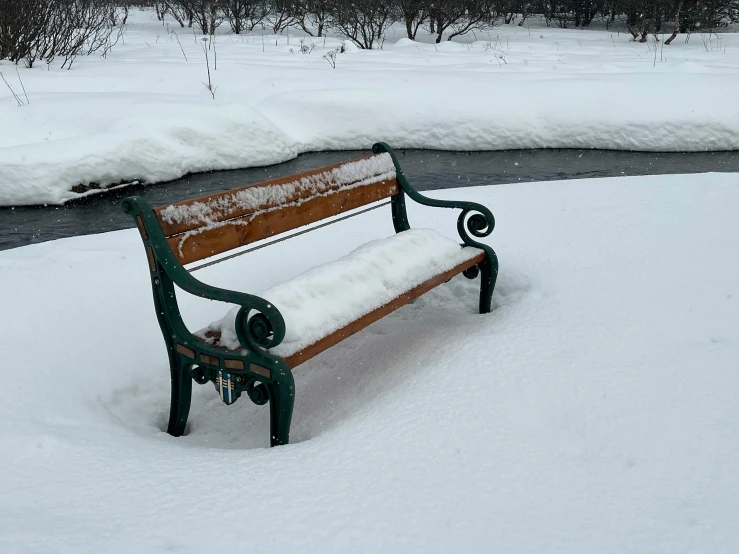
1,148,737,251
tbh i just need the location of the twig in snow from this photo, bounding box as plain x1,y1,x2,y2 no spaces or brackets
201,41,217,99
323,49,338,68
174,32,187,61
653,35,658,66
660,33,665,62
1,72,25,106
15,66,29,104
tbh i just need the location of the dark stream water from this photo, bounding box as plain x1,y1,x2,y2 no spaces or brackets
1,148,738,251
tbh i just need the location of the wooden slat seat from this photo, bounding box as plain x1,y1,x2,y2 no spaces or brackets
194,229,486,369
122,142,498,447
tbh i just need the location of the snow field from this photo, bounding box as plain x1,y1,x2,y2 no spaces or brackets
1,10,739,205
1,175,738,552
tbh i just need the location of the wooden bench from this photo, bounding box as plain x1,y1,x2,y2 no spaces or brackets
122,143,498,446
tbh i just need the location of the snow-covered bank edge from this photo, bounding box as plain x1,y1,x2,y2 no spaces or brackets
2,24,739,206
3,89,739,208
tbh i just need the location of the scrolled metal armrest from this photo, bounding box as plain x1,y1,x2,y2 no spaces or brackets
457,208,495,246
372,142,495,247
174,271,286,352
122,195,286,353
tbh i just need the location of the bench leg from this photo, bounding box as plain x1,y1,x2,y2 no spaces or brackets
267,366,295,447
166,356,192,437
479,250,499,315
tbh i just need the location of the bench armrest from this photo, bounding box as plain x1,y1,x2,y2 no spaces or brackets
122,196,286,352
372,142,495,248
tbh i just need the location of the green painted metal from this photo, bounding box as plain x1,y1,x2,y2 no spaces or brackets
121,196,294,446
373,142,499,313
122,143,497,446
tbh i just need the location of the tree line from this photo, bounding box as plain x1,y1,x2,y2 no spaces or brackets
1,0,737,68
155,0,739,46
0,0,128,67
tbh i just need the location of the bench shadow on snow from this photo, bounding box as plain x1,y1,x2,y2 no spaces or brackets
104,270,532,450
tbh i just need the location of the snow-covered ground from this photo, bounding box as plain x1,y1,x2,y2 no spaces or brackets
1,175,738,552
1,10,738,205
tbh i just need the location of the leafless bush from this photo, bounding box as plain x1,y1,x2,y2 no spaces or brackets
221,0,269,33
0,0,120,68
298,0,333,36
397,0,428,39
269,0,303,32
330,0,395,49
427,0,498,43
191,0,226,33
160,0,195,27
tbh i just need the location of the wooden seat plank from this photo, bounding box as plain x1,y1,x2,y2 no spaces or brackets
194,251,485,369
282,252,485,368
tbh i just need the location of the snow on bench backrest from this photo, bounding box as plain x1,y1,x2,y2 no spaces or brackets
153,153,398,265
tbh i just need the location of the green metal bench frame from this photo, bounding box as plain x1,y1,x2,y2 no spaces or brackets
121,143,498,447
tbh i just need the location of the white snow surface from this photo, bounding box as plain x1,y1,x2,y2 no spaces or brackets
202,228,482,357
1,174,738,552
2,10,739,205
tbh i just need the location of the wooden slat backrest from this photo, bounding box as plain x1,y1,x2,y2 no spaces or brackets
154,154,399,265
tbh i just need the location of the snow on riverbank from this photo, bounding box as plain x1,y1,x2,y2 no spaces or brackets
1,175,738,552
1,11,739,205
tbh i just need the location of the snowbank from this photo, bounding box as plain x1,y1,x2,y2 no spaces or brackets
0,96,296,205
1,174,738,552
1,10,739,205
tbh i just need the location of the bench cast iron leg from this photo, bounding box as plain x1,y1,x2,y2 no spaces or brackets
479,250,499,315
267,366,295,447
167,355,192,437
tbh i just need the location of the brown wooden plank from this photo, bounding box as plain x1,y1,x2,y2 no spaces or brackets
154,155,387,237
282,251,486,369
193,251,485,368
168,179,399,265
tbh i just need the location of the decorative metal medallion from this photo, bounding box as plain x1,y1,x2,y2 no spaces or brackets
213,369,241,405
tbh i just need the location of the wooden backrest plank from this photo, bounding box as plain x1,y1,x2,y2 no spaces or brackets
168,178,399,265
154,154,397,238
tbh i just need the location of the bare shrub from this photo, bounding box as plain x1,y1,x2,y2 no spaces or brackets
427,0,497,43
0,0,120,69
330,0,395,49
222,0,269,33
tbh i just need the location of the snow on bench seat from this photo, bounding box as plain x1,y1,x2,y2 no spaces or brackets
198,229,483,359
